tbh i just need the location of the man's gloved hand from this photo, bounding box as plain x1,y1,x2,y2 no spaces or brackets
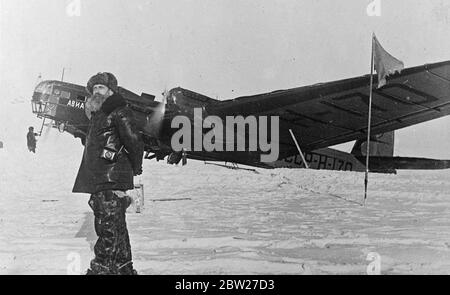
134,166,143,176
113,190,133,209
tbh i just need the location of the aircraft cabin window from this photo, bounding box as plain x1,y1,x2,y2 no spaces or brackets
60,91,70,99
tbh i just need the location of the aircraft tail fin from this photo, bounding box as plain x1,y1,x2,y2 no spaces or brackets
351,131,394,157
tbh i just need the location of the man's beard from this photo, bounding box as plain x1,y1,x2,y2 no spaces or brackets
85,93,108,119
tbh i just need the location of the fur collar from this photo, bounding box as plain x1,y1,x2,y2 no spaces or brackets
100,93,127,115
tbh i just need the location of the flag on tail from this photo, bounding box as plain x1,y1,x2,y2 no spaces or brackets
373,34,404,88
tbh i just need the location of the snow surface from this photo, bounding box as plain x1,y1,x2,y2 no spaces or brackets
1,101,450,275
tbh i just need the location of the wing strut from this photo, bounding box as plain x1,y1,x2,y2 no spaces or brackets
289,129,309,169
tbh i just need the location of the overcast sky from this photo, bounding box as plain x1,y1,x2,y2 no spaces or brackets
1,0,450,157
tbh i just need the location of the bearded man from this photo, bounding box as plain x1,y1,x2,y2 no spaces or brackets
72,72,144,275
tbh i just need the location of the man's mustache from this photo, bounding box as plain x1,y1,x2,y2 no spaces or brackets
85,93,107,119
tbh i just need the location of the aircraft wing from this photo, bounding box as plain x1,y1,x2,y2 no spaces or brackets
210,60,450,153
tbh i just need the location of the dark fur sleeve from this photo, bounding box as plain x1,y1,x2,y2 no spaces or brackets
114,107,144,175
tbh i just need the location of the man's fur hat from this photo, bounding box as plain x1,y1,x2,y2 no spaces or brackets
86,72,118,94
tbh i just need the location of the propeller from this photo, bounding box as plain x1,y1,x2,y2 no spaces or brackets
144,87,169,138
